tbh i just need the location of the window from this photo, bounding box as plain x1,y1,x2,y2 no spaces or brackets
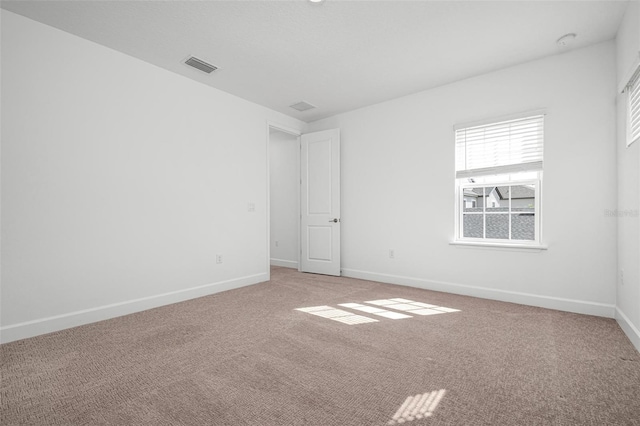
454,113,544,246
626,65,640,147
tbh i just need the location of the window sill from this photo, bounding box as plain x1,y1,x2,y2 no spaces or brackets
449,241,548,251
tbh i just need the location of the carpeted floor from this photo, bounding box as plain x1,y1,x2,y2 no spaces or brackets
1,266,639,425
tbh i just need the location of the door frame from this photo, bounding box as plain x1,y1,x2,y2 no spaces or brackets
266,121,302,281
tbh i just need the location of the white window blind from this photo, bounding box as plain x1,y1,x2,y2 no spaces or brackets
455,114,544,179
628,67,640,146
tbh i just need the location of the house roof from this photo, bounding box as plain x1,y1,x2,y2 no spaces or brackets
495,186,535,200
464,186,534,200
469,187,492,197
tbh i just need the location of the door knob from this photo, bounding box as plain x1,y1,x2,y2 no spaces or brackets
329,218,340,223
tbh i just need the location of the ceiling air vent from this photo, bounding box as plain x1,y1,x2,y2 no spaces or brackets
289,101,317,112
184,56,218,74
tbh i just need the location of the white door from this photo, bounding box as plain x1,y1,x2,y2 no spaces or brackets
300,129,340,276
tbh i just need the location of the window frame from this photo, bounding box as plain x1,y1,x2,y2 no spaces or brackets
621,58,640,147
452,111,545,249
454,176,542,247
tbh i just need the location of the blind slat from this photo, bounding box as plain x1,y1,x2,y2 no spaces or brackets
456,115,544,176
631,78,640,143
456,161,543,179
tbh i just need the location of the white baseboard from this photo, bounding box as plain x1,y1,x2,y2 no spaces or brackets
0,273,268,344
616,307,640,353
270,258,298,269
342,268,616,318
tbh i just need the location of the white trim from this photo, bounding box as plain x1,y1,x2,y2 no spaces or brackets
449,241,547,251
615,307,640,353
453,108,546,131
298,135,302,273
266,122,271,280
0,273,267,344
270,258,299,268
266,121,302,137
341,268,615,318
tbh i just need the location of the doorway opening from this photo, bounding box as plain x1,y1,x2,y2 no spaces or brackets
267,124,301,275
267,124,341,279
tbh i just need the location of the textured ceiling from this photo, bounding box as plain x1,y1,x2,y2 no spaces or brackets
1,0,629,123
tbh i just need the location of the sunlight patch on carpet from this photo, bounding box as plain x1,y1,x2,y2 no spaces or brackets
338,303,412,319
296,298,459,325
295,306,379,325
388,389,446,425
366,298,460,316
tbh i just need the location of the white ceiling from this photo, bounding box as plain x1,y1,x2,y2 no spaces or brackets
1,0,629,123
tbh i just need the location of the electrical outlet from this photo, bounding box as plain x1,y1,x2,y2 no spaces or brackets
248,202,255,212
216,254,223,264
620,269,624,285
389,249,395,259
275,240,279,247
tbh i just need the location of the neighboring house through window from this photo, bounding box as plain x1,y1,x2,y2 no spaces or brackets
454,112,544,246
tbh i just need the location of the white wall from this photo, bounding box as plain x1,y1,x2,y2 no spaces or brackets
308,41,618,318
269,129,299,268
0,11,305,342
1,9,631,347
615,0,640,352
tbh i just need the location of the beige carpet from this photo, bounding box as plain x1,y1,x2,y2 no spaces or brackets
2,266,639,425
